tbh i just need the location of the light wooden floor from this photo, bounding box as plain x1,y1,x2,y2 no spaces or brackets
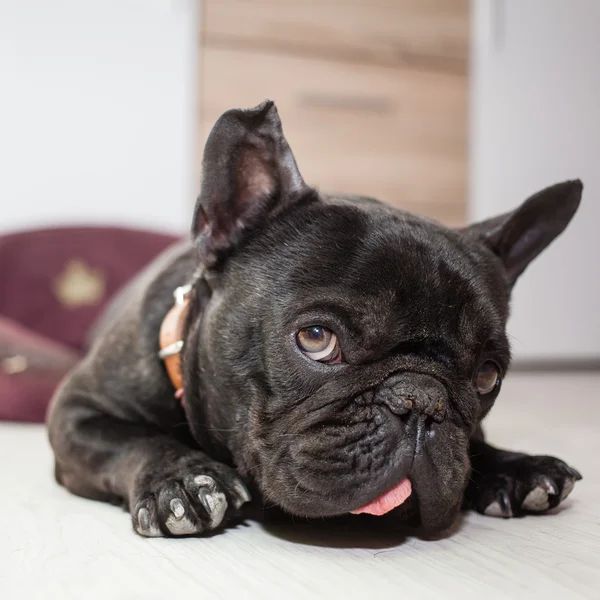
1,373,598,600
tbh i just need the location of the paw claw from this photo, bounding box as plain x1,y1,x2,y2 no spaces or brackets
484,501,504,518
484,497,513,518
567,466,583,481
522,486,550,512
135,507,162,537
539,475,558,496
498,490,512,517
232,479,252,509
201,491,228,528
194,475,217,490
560,477,576,500
170,497,186,520
195,476,228,528
138,507,150,529
198,490,214,514
165,514,200,536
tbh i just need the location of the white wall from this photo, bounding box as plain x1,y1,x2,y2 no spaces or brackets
0,0,198,234
470,0,600,361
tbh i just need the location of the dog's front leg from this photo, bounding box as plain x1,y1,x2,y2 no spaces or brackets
48,392,251,538
464,430,582,518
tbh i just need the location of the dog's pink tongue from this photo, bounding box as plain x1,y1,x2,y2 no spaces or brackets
350,478,412,516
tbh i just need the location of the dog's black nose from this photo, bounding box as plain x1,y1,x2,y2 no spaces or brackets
377,372,447,423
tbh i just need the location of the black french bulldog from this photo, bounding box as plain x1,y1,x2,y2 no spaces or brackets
48,100,583,538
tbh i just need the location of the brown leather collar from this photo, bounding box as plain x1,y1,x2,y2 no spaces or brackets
158,283,194,404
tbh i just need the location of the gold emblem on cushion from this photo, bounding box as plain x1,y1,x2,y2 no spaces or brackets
52,259,106,308
1,355,28,374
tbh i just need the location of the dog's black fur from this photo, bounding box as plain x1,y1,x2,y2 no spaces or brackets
48,101,583,537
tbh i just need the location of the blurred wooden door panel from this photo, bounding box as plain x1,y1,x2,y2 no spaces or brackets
200,47,467,225
202,0,469,73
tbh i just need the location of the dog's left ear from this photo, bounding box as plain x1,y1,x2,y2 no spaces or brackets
462,180,583,286
192,100,310,266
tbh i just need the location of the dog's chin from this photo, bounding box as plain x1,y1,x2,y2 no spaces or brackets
259,470,464,533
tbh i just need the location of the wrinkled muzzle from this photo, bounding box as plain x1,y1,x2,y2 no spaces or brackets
254,372,471,532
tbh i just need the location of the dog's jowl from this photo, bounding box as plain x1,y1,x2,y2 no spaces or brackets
47,101,583,537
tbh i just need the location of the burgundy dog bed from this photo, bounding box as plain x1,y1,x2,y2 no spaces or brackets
0,226,179,422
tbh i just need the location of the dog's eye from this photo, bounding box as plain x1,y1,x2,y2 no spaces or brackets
476,361,501,395
296,326,341,363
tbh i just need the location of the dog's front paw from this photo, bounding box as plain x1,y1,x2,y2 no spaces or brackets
467,455,582,518
131,456,251,537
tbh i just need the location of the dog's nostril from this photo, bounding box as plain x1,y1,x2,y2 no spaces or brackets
425,415,437,428
399,412,412,424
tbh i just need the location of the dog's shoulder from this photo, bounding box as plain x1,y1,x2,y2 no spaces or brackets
50,240,199,425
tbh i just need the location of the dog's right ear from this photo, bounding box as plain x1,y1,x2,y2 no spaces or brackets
461,180,582,287
192,100,311,266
